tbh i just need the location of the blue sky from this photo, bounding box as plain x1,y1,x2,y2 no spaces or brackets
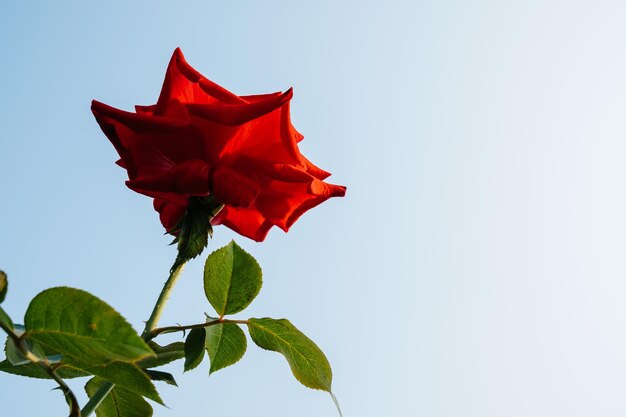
3,1,626,416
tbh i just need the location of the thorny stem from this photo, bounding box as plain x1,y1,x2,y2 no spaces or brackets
141,262,186,339
81,261,188,416
150,318,249,339
0,321,81,417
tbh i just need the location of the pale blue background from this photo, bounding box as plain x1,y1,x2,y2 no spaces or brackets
3,1,626,416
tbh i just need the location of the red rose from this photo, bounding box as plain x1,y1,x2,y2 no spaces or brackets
91,48,346,242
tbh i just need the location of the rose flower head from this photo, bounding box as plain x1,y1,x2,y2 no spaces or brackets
91,48,346,243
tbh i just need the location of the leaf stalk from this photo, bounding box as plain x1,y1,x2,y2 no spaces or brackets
150,318,249,339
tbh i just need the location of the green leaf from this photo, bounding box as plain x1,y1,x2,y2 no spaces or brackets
0,334,89,379
184,328,206,372
171,196,223,273
85,377,153,417
4,338,24,365
138,341,185,368
0,360,89,379
0,270,7,304
0,306,13,331
24,287,154,365
144,369,177,386
248,318,333,392
205,322,246,374
69,360,162,404
204,240,262,316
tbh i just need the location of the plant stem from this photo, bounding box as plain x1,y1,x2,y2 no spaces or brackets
150,318,249,339
81,262,187,416
141,262,186,339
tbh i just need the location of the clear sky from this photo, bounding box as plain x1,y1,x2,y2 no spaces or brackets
3,1,626,416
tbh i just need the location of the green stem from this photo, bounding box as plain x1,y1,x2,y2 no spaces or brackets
141,262,186,339
81,262,187,416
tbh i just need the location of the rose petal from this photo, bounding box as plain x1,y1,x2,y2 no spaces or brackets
210,165,260,208
240,92,283,103
211,206,273,242
127,159,210,196
154,198,187,233
154,48,244,118
253,179,346,231
185,89,293,127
